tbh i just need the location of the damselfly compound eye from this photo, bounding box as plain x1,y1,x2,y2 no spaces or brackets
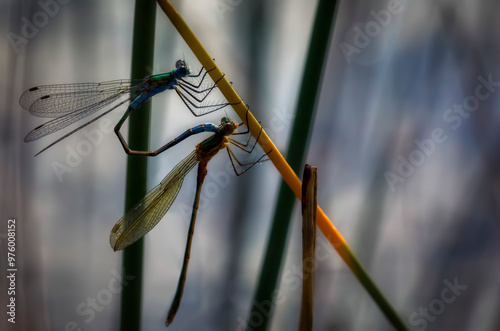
175,60,185,68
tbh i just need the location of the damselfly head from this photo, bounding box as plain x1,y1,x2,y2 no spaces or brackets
221,117,233,124
175,59,186,68
175,59,191,77
220,117,237,135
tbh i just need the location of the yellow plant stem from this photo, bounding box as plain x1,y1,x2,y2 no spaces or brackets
157,0,347,253
156,1,408,330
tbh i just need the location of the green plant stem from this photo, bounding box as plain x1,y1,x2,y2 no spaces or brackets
120,1,156,330
248,1,338,330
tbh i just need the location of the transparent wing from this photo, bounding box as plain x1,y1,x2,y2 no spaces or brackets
110,151,199,251
19,79,143,117
23,92,131,142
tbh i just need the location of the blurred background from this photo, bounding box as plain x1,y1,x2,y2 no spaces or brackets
1,0,500,330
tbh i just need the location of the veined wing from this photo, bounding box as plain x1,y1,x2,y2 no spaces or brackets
19,79,144,117
24,92,130,142
110,151,199,251
30,97,133,155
